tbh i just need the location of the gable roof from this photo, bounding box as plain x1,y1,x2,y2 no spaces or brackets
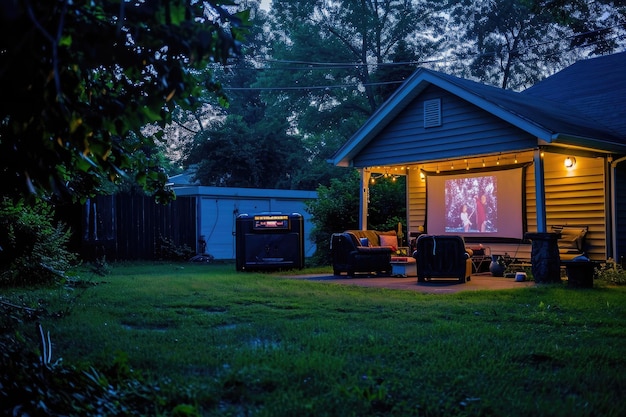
332,52,626,167
523,52,626,138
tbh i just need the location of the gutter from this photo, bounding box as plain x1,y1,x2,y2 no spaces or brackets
610,155,626,262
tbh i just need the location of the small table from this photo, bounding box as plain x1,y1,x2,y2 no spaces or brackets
469,246,491,273
390,256,417,277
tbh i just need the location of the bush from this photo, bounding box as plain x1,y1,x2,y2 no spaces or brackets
156,235,196,261
305,170,407,266
0,198,78,286
595,259,626,285
0,300,181,416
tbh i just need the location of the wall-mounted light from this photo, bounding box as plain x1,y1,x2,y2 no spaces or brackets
420,171,425,181
564,156,576,168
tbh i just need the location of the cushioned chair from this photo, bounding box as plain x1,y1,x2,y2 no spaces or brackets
330,232,395,277
551,225,588,261
413,235,472,283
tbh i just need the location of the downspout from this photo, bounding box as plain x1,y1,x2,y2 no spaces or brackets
533,149,547,232
360,168,371,230
610,155,626,262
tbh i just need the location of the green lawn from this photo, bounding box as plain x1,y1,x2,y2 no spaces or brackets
4,262,626,416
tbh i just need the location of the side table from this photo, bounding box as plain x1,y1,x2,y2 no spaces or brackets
469,246,491,273
390,256,417,277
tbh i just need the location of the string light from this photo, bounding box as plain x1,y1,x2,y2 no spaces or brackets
370,168,401,184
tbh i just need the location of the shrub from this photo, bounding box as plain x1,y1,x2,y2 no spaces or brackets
305,170,407,266
0,301,178,416
595,259,626,285
156,235,196,261
0,198,79,286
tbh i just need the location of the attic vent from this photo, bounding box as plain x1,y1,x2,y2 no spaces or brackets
424,99,442,128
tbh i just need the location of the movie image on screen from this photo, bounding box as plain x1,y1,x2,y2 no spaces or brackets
445,176,496,233
426,167,524,240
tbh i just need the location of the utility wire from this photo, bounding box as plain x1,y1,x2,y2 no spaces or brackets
215,23,625,72
218,24,625,91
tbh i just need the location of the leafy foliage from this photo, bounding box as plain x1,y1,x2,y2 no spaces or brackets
595,259,626,285
0,0,249,203
447,0,626,90
156,235,196,261
0,301,193,416
306,170,406,265
0,198,78,286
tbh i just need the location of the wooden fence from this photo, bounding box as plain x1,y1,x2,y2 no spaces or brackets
81,193,197,260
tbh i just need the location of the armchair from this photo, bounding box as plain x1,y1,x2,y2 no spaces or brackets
413,235,472,283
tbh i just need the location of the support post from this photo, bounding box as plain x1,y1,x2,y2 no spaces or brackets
360,168,371,230
533,149,547,232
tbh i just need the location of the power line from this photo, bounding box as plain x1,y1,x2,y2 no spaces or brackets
218,24,625,91
223,80,404,91
216,23,625,72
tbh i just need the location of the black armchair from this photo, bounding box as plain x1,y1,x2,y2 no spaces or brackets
414,235,472,283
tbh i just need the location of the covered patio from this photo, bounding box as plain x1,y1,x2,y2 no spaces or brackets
288,271,535,293
330,52,626,281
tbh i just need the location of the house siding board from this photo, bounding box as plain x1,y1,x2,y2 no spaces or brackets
407,170,426,236
541,154,606,259
353,86,537,167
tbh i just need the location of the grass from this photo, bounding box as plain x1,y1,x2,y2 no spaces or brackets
4,262,626,416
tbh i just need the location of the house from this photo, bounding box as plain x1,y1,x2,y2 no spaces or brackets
331,52,626,264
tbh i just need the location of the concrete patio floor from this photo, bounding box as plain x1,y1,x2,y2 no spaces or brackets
286,272,535,294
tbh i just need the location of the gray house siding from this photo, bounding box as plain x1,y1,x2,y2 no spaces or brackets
353,86,538,167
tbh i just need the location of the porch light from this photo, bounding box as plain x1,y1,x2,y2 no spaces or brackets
564,156,576,168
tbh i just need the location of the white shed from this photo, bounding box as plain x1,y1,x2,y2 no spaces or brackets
172,184,318,260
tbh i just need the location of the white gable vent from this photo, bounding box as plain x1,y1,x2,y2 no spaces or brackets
424,98,442,128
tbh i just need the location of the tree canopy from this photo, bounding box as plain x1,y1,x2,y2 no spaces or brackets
0,0,249,203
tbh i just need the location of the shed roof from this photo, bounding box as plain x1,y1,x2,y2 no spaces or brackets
332,52,626,167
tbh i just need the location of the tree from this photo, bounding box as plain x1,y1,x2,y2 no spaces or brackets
0,0,249,203
305,169,406,265
447,0,626,90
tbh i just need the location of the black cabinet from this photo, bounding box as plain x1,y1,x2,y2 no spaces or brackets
235,213,304,271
